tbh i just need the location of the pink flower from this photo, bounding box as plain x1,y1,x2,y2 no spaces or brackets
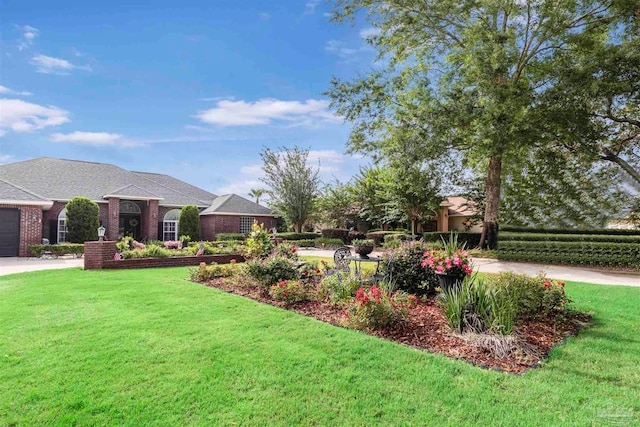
436,266,444,273
453,257,463,266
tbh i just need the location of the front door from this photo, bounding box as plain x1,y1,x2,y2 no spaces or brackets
119,214,141,240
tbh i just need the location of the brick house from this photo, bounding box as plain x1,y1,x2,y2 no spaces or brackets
0,157,276,257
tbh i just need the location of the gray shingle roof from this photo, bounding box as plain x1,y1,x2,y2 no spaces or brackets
0,157,209,207
200,194,274,216
104,184,163,199
0,178,47,201
133,171,216,205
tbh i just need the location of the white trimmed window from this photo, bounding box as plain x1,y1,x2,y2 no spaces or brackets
58,209,68,243
163,209,180,241
240,217,255,234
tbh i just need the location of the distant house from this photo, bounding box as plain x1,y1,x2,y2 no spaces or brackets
436,196,483,233
0,157,276,256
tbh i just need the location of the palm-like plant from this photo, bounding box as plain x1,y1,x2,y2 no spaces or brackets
248,188,266,205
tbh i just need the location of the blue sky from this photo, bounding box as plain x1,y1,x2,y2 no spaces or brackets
0,0,377,198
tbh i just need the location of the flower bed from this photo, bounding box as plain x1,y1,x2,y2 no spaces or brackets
196,274,589,374
103,254,244,270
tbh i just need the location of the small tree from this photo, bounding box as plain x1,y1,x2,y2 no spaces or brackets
178,205,200,241
260,146,320,233
66,197,100,243
248,188,266,205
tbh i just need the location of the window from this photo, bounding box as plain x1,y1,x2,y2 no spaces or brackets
240,217,255,234
58,209,67,243
163,209,180,241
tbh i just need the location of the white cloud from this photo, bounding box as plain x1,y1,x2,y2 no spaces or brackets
259,12,271,21
359,27,381,40
215,179,264,199
31,54,91,74
308,149,345,164
0,85,32,96
304,0,320,15
0,98,70,134
49,131,124,146
195,98,338,127
17,25,39,50
240,164,263,176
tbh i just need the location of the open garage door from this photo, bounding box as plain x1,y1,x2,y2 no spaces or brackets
0,208,20,257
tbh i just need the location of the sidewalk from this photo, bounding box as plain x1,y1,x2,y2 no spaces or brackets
298,248,640,287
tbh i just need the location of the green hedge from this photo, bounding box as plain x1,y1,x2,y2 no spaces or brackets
28,244,84,257
501,226,640,236
497,241,640,268
215,233,245,241
366,231,403,246
422,232,482,248
282,239,316,247
277,232,321,240
500,232,640,244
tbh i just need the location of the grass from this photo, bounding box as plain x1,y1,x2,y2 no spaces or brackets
1,267,639,426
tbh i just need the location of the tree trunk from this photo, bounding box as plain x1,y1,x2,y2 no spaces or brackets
480,156,502,250
294,222,303,233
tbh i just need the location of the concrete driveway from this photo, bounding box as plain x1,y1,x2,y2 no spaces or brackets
0,257,84,276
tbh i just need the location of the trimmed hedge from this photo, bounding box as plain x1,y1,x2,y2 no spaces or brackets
497,241,640,268
314,238,344,248
277,232,321,240
366,231,403,246
321,228,349,242
501,226,640,236
422,232,482,248
500,232,640,244
215,233,245,241
282,239,316,247
28,244,84,257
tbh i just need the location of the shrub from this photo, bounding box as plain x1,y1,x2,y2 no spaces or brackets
299,260,322,286
244,255,299,287
276,232,321,240
269,280,309,304
321,228,349,242
178,205,200,241
65,197,100,243
346,230,366,243
282,239,316,247
438,277,518,335
190,261,238,281
499,232,640,244
484,272,570,321
28,244,84,258
384,233,412,243
351,238,375,247
422,232,482,248
244,222,274,259
500,226,640,235
215,233,245,241
344,286,417,330
382,241,438,295
496,240,640,268
313,238,344,248
116,236,134,251
272,242,299,260
366,231,401,246
318,272,363,306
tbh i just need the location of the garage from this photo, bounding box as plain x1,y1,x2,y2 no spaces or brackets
0,208,20,257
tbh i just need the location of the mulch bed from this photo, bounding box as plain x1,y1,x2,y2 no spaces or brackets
199,278,591,374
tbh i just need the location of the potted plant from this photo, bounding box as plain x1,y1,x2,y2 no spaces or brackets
421,233,473,290
352,239,375,259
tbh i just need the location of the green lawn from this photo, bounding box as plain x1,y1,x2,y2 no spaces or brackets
1,267,639,426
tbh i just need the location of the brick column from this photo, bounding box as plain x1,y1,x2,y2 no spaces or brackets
107,197,120,241
84,241,117,269
19,206,43,257
143,199,159,241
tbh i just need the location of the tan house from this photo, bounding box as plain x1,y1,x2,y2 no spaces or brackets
434,196,482,233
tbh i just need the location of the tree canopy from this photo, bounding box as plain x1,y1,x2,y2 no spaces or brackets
65,197,100,243
260,146,321,233
328,0,636,246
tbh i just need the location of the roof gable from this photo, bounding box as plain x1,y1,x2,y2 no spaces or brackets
200,194,274,216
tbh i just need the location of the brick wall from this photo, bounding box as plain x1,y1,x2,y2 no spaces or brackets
200,215,277,241
84,240,243,269
107,197,120,241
